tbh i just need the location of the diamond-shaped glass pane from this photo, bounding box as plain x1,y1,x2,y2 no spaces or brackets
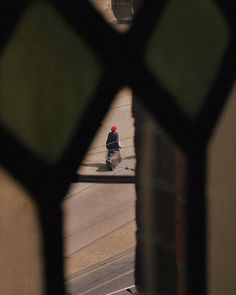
0,0,102,163
146,0,230,119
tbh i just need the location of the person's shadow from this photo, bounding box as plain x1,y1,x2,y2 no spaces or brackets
81,163,108,172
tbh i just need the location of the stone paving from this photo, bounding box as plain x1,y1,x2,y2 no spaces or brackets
78,87,135,176
65,88,136,279
65,221,136,279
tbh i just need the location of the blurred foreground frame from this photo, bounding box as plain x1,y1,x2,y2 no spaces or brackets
0,1,235,295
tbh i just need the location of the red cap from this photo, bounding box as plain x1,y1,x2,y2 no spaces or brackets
111,125,117,132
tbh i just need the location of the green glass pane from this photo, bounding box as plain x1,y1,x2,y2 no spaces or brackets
146,0,230,119
0,0,102,163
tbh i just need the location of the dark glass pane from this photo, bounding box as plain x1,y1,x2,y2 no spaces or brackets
133,99,187,294
0,1,102,163
146,0,230,119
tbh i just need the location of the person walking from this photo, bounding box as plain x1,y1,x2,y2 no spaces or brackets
106,125,121,155
105,125,122,170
